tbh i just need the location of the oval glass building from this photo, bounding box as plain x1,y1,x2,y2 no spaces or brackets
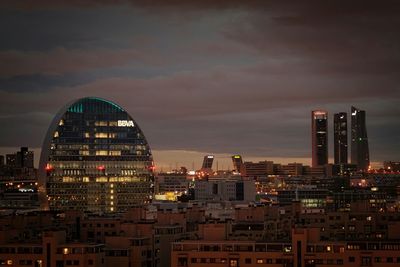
39,97,154,212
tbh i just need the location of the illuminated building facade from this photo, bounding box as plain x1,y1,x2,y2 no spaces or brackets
312,110,328,167
351,106,370,171
39,97,154,212
334,112,348,164
277,188,328,208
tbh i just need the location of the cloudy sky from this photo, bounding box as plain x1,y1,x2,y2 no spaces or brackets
0,1,399,170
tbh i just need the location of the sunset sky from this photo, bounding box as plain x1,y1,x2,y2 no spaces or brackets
1,1,399,170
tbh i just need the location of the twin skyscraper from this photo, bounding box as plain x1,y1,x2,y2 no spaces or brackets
311,107,370,171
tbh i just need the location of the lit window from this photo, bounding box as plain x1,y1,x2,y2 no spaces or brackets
95,121,108,126
96,150,108,156
63,248,69,254
54,131,59,138
95,133,108,138
79,150,89,156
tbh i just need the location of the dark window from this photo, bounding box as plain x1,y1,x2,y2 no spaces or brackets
177,257,187,267
361,257,371,266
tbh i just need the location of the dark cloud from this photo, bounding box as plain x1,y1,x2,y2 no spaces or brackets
0,0,265,10
2,0,399,10
0,1,399,166
0,74,96,92
0,48,152,78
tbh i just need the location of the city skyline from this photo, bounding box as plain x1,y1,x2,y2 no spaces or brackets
2,3,400,267
0,1,399,169
0,104,385,171
0,104,390,171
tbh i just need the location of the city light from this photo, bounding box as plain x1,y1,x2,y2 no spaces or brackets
0,3,399,266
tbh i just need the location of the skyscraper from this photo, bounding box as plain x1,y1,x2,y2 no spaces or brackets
201,155,214,170
351,106,370,171
312,110,328,167
5,147,34,168
39,97,154,212
18,147,34,168
334,112,348,164
232,155,243,172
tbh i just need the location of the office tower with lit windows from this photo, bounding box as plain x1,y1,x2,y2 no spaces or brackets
232,155,243,172
311,110,328,167
334,112,348,164
351,106,370,171
39,97,154,212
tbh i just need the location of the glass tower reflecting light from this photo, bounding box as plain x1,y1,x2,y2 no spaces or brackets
39,97,154,212
351,106,370,171
334,112,348,164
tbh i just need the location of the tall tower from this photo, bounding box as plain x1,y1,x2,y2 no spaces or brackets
232,155,243,172
201,155,214,170
39,97,154,212
334,112,348,164
351,106,370,171
311,110,328,167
